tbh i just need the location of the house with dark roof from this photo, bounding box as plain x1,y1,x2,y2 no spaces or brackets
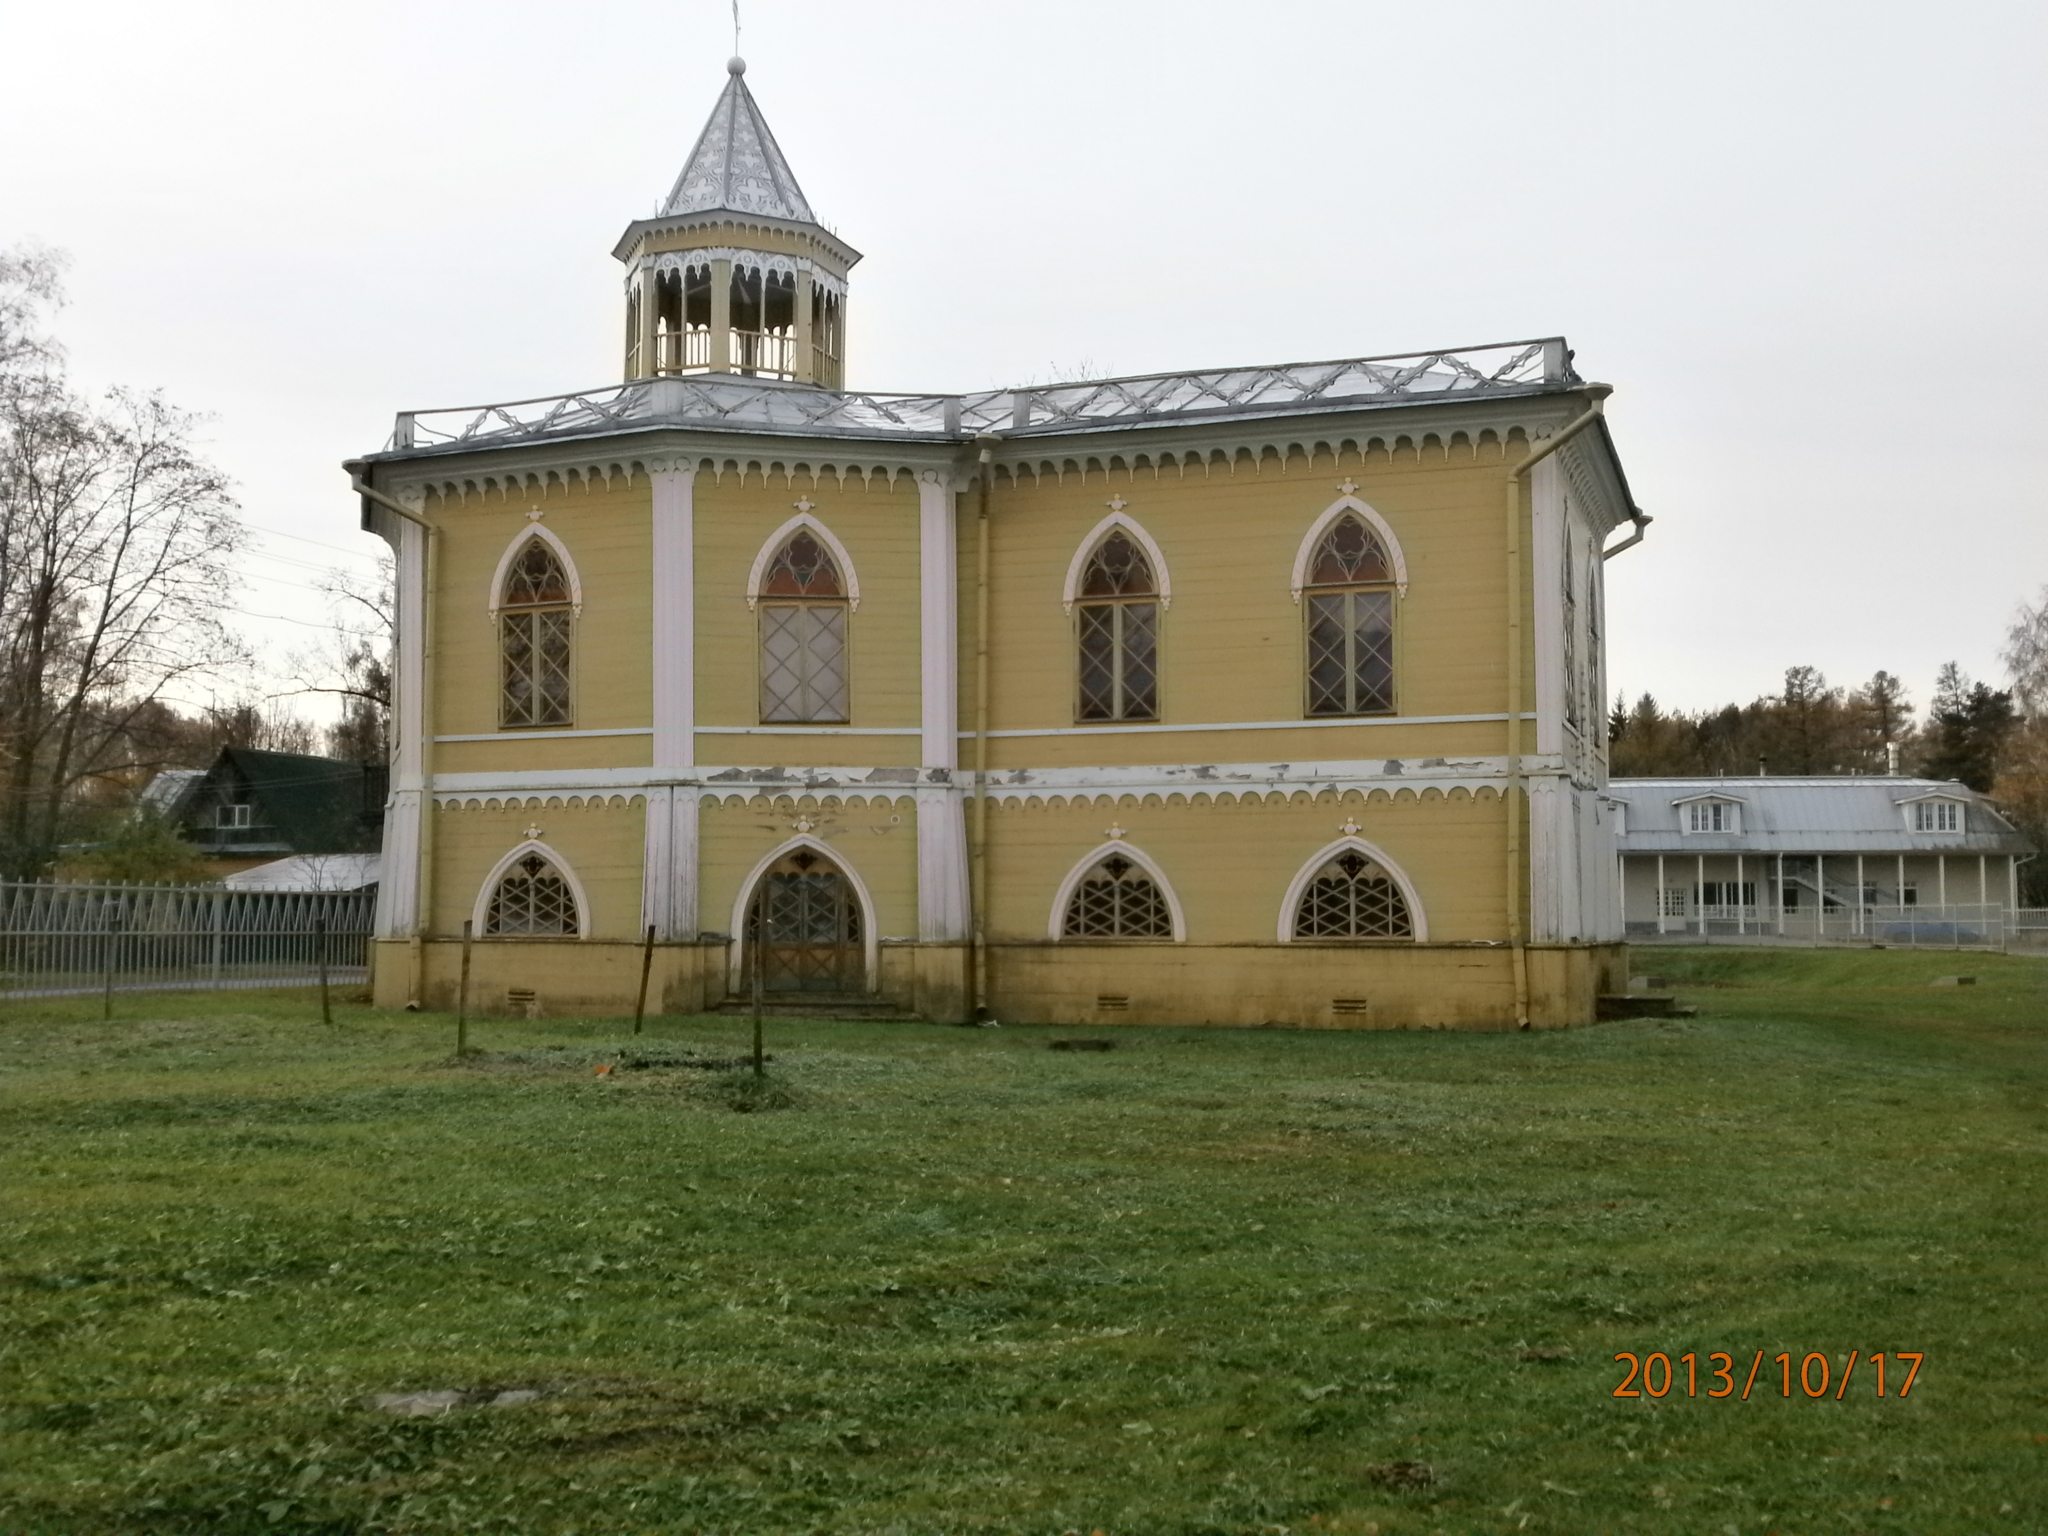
147,749,386,875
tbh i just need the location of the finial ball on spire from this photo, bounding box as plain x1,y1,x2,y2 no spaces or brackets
727,55,746,75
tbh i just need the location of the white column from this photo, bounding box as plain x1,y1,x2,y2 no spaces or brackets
1938,853,1947,907
916,469,970,942
375,512,428,939
650,461,696,771
1855,854,1865,936
1979,855,1988,912
1656,853,1666,934
1736,852,1745,935
1696,853,1706,937
1897,853,1906,911
1776,852,1786,936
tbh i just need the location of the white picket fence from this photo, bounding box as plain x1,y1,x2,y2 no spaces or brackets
0,880,373,1000
1630,902,2039,952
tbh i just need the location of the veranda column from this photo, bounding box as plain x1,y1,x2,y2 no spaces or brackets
1736,852,1746,935
1979,855,1988,913
1776,852,1786,936
915,468,970,951
643,459,699,939
376,511,428,940
793,268,815,383
710,258,733,372
1856,854,1866,937
1656,853,1666,934
1938,854,1947,907
1696,853,1706,938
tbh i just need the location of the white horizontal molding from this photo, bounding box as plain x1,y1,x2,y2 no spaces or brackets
962,712,1533,740
429,755,1563,805
695,725,922,737
434,727,655,743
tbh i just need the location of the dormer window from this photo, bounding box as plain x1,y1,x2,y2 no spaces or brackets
1912,800,1962,833
216,802,253,831
1684,800,1739,834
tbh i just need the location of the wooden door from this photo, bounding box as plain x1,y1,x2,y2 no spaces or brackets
749,850,861,994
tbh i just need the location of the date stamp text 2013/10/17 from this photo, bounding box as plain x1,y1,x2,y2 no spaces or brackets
1612,1351,1923,1401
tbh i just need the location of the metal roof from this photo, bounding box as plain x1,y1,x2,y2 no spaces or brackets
371,338,1583,459
660,59,814,223
1609,777,2032,856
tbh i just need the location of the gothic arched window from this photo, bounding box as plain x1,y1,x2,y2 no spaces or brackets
498,537,574,728
1292,848,1415,939
1061,851,1174,939
483,850,581,937
1302,515,1396,717
1076,531,1159,722
758,529,849,722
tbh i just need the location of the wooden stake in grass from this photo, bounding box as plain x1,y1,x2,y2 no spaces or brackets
749,907,765,1078
316,917,332,1027
101,908,119,1022
634,923,656,1035
456,919,474,1058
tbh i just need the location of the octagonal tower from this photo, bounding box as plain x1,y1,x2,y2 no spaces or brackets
613,57,859,387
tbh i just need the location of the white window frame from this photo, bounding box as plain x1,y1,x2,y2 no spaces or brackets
1683,800,1739,834
216,802,253,830
1911,800,1961,834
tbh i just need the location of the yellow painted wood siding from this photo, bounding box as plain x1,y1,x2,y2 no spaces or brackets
426,479,654,739
693,473,923,733
699,795,919,942
982,790,1510,945
429,799,646,944
957,445,1537,768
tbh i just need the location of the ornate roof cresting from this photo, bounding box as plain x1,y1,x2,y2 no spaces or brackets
376,339,1585,456
660,57,815,223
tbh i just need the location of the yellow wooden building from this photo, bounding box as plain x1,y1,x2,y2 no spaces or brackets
345,57,1649,1029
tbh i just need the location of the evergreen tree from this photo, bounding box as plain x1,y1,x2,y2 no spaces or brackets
1919,663,2016,791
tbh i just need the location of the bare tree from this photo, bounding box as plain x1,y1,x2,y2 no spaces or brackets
280,554,393,765
2005,584,2048,718
1,249,245,877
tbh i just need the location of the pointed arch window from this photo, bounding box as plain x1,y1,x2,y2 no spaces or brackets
1075,531,1159,722
498,537,574,728
1293,848,1415,939
758,529,849,722
1303,514,1397,717
483,850,580,937
1061,852,1174,939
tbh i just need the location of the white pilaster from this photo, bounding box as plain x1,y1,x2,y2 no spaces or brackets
915,469,970,941
1528,455,1566,759
376,511,428,939
650,461,696,771
672,789,701,938
640,786,673,939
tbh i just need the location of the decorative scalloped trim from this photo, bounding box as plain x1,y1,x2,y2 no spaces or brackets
433,792,646,811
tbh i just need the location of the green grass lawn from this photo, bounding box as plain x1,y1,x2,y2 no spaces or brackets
2,950,2043,1534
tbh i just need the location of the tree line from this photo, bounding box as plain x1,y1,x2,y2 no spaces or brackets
1610,596,2048,902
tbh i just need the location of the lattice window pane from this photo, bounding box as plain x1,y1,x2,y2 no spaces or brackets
1120,602,1158,719
1305,594,1352,715
760,602,848,722
1077,606,1118,720
485,853,579,936
1349,590,1394,712
500,610,574,727
1062,855,1174,939
1292,850,1413,939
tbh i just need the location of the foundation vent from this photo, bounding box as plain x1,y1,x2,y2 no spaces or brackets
1331,997,1370,1018
1095,994,1130,1013
506,987,540,1019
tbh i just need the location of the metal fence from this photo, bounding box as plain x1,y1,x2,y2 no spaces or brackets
1628,902,2022,951
2012,908,2048,954
0,880,374,1000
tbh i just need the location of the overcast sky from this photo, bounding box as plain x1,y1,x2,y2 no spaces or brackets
5,0,2044,725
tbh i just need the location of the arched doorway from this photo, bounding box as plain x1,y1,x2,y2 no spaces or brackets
746,846,864,994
